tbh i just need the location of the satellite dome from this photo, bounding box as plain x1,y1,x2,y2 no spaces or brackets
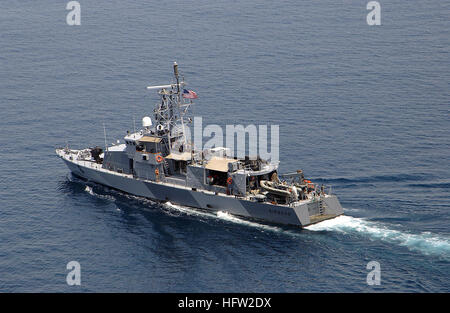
142,116,152,128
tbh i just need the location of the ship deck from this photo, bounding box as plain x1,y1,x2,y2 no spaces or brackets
57,148,328,209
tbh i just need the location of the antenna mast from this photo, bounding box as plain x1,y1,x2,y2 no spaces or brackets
146,63,194,153
103,123,108,152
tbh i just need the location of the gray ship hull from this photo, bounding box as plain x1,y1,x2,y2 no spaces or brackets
59,153,344,227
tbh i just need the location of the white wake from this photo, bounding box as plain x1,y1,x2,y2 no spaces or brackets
83,186,450,258
84,186,116,201
306,215,450,259
165,202,289,234
216,211,288,233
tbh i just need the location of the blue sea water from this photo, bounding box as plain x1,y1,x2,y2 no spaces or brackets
0,0,449,292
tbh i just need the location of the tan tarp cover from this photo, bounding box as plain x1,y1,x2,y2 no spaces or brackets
139,136,162,143
166,152,192,161
205,157,238,172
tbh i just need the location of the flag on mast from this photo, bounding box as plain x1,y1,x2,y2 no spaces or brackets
182,89,198,99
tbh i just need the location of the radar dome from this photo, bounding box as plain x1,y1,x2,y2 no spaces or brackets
142,116,152,128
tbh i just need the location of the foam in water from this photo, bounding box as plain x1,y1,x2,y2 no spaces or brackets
164,202,294,235
83,185,450,258
83,185,274,233
306,215,450,259
216,211,285,233
84,186,116,201
164,201,217,219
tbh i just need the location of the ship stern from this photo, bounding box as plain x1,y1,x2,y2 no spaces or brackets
292,195,344,227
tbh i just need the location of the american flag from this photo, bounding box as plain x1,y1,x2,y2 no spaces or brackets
182,89,198,99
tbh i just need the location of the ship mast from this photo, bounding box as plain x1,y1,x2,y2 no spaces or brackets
174,61,180,97
146,62,193,155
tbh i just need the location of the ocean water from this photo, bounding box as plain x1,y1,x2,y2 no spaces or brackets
0,0,449,292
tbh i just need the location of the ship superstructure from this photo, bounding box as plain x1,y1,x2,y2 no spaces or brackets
56,63,343,227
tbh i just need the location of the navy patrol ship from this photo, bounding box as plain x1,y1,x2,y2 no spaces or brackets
56,63,343,227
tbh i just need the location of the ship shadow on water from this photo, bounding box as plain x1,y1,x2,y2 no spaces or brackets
57,173,450,262
56,174,343,259
56,175,450,292
56,174,337,285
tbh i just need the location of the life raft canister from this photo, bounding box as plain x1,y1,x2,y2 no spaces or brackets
227,177,233,185
156,155,163,163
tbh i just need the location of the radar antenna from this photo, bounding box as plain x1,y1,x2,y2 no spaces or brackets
146,62,194,154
